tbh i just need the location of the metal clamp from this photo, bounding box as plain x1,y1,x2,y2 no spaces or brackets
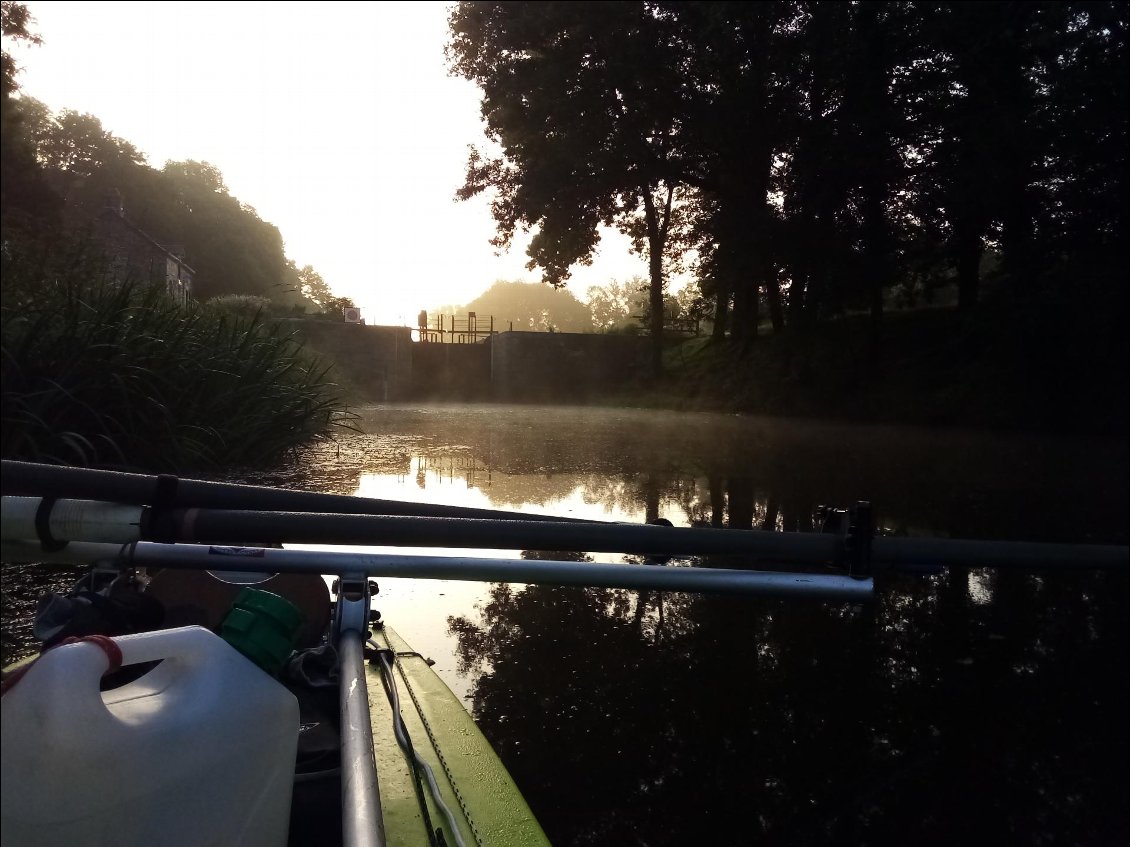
333,571,373,638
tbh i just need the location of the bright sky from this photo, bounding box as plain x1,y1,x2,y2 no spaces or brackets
10,1,653,326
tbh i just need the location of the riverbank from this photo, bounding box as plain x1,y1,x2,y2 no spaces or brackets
626,300,1128,438
287,296,1126,440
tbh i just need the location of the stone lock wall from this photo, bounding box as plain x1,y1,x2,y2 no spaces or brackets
283,319,413,401
284,321,650,403
489,332,650,402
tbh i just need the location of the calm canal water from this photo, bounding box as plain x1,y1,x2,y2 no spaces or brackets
4,403,1127,846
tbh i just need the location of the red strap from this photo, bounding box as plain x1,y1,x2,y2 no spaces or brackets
58,635,124,674
1,634,125,697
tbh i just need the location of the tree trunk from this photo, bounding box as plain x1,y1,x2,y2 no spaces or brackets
643,474,660,525
760,495,780,532
725,199,765,349
730,272,753,347
642,188,666,378
765,265,785,334
709,476,725,527
748,278,760,348
955,227,983,312
711,289,730,341
787,268,808,328
726,477,754,529
863,192,889,360
851,1,895,360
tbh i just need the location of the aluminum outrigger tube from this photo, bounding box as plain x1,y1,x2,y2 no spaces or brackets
335,571,386,847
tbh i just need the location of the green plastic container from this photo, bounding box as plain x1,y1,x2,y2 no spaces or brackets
219,588,304,676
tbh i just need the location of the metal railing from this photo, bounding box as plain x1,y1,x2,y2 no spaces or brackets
415,312,495,343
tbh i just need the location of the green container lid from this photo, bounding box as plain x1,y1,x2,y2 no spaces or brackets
220,587,304,676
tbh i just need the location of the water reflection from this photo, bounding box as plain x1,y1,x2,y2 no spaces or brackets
274,404,1127,545
329,405,1126,846
3,404,1125,845
260,404,1126,846
448,567,1127,846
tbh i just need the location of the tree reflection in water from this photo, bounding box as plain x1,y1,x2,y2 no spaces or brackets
450,557,1128,846
265,407,1125,845
154,407,1130,845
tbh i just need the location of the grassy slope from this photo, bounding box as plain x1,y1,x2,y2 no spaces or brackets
633,301,1128,437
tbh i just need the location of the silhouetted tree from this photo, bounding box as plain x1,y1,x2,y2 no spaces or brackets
36,109,145,177
296,264,334,311
1,3,60,240
456,280,593,333
587,278,648,333
1,64,334,307
448,1,693,376
1039,0,1129,303
670,2,796,349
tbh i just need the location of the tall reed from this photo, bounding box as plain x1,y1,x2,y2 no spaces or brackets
1,272,355,472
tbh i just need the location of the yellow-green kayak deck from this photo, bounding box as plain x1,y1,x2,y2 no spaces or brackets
368,626,550,847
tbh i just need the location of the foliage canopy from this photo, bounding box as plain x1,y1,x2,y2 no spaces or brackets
448,0,1128,356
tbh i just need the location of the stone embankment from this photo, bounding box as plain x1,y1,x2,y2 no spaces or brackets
286,319,650,403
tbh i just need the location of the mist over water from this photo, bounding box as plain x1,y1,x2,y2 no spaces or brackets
276,403,1127,544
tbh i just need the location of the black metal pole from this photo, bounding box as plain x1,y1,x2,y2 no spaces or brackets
0,460,592,523
170,509,845,562
160,508,1128,571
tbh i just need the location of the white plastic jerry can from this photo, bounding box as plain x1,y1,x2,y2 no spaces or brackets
1,626,300,847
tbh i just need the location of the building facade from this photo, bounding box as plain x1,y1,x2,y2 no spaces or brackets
90,193,194,305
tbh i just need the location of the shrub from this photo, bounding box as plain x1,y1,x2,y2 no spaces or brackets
205,294,275,319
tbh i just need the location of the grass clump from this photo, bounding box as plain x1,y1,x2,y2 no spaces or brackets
2,271,356,472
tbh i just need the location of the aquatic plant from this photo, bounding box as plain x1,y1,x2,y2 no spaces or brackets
1,273,355,472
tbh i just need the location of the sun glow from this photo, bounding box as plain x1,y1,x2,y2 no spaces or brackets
11,0,650,325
